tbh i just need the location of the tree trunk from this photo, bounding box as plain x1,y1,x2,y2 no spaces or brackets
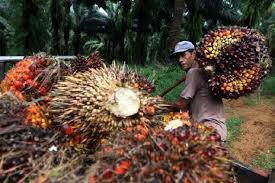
0,32,6,55
166,0,185,56
73,26,81,55
111,41,116,61
134,31,146,65
188,8,203,44
0,33,4,79
270,33,275,74
119,0,131,63
51,0,61,54
22,0,33,54
107,40,111,63
132,1,148,65
63,0,71,55
72,3,83,55
119,13,127,62
0,31,6,79
158,25,169,63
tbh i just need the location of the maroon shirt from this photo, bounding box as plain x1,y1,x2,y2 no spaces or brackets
180,62,227,140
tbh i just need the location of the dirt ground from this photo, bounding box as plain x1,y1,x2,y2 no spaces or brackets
224,96,275,169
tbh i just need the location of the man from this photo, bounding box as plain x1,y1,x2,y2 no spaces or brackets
170,41,227,142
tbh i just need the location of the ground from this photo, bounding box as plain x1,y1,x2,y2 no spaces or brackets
224,95,275,172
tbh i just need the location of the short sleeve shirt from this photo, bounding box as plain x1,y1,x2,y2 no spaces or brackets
180,64,225,124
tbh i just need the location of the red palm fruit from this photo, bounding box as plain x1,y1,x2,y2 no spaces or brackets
38,87,47,96
63,124,74,135
114,166,126,175
119,161,129,169
14,81,23,89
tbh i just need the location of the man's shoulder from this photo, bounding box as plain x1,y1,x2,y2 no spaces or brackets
187,68,204,75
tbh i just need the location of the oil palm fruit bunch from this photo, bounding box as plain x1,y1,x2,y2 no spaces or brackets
70,52,104,73
134,74,155,93
196,26,272,99
30,152,93,183
88,124,234,183
49,63,168,151
1,53,50,100
0,53,70,127
1,58,33,101
1,53,69,101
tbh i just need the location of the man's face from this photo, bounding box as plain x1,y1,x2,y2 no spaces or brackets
178,51,195,70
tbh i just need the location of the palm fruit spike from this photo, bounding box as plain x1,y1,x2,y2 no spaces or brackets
49,63,168,151
89,124,235,183
70,52,104,73
70,53,154,93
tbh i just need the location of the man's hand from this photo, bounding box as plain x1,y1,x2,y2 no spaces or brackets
156,95,164,100
169,97,189,112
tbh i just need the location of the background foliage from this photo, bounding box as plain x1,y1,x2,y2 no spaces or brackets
0,0,274,65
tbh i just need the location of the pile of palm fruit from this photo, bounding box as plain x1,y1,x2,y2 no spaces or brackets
0,51,238,182
88,123,234,183
196,26,272,99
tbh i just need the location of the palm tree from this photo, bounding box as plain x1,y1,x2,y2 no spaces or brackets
50,0,62,54
186,0,240,43
63,0,72,55
166,0,185,55
132,0,159,65
115,0,131,62
241,0,275,28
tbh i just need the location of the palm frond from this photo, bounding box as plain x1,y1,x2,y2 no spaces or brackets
83,39,104,52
